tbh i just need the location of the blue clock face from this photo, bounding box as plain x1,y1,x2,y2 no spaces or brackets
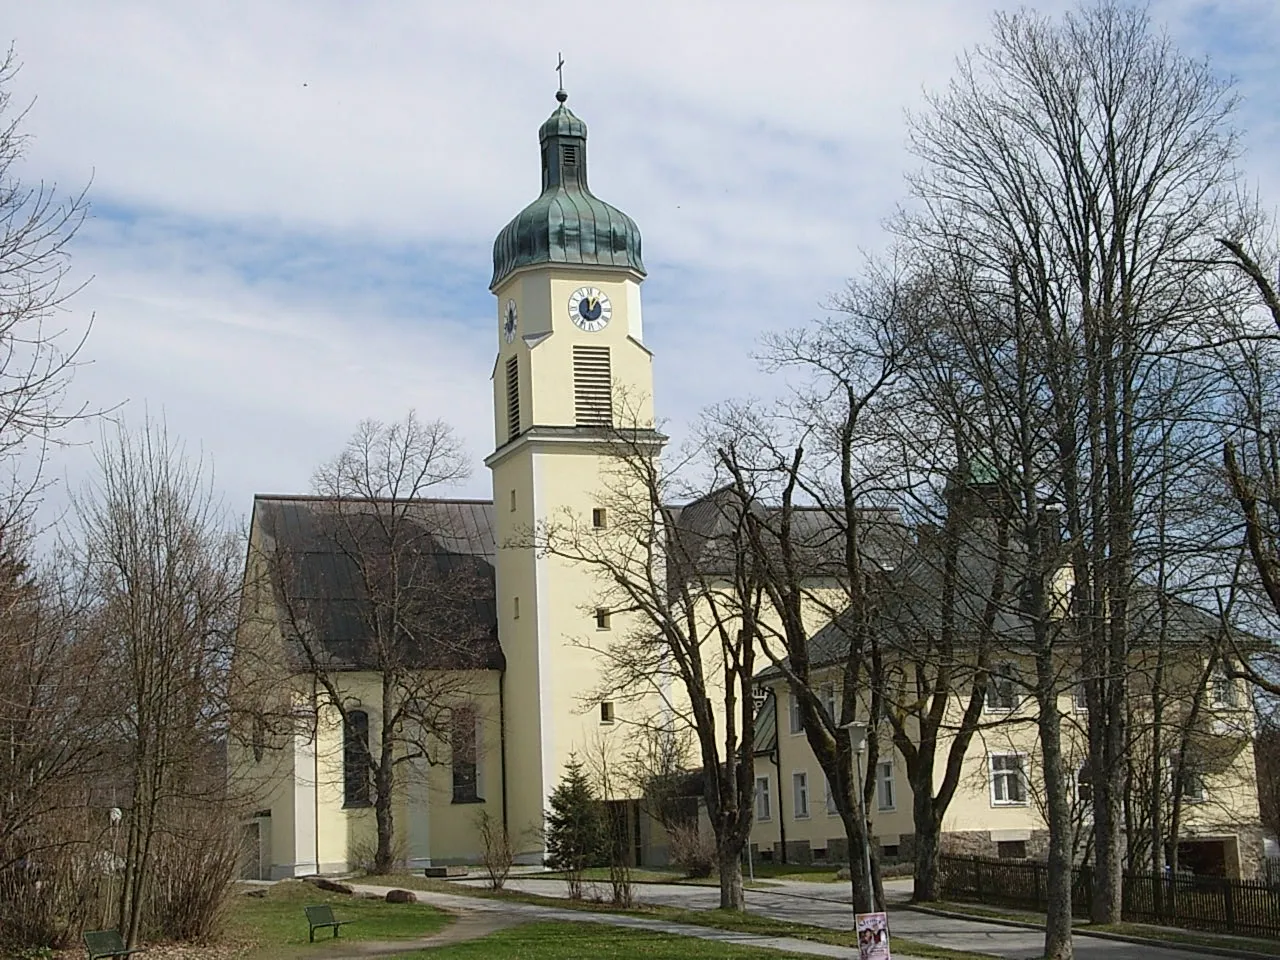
568,286,611,332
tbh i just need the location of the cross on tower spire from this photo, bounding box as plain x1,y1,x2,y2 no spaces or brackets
556,52,567,102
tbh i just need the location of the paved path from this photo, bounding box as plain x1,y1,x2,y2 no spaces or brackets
348,880,910,958
453,876,1221,960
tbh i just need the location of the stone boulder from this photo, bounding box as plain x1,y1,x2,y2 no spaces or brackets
385,888,417,904
308,877,355,895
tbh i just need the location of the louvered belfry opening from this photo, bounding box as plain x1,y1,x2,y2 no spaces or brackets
506,355,520,439
573,345,612,426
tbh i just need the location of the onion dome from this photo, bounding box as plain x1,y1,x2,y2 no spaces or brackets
491,89,645,290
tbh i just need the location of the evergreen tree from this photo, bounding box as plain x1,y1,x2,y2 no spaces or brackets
544,754,606,896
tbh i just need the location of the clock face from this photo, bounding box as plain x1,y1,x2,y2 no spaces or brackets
503,299,518,343
568,286,612,332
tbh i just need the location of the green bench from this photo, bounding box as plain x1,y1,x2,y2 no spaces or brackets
83,930,141,958
305,903,355,942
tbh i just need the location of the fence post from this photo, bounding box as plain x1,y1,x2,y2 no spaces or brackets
1224,878,1236,933
1034,861,1043,912
974,856,983,902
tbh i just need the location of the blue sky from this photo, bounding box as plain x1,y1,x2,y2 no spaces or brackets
6,1,1279,520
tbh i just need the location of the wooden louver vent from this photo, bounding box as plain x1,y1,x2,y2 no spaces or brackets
562,144,578,166
506,355,520,439
573,345,612,426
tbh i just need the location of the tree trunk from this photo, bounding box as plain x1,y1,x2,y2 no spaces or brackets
1039,678,1074,959
717,843,745,910
373,755,396,874
912,812,943,902
845,811,874,914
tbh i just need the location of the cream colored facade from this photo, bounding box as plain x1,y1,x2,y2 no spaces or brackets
486,266,661,860
750,660,1265,878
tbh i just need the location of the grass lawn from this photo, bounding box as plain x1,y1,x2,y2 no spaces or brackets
388,921,816,959
227,880,451,958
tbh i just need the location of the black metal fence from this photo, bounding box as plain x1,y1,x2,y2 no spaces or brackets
939,854,1280,940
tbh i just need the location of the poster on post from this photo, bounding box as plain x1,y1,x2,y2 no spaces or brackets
856,911,891,960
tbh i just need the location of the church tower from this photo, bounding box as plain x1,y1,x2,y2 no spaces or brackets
486,87,663,859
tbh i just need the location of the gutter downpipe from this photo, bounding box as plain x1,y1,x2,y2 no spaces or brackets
313,679,321,875
773,688,786,864
499,669,509,835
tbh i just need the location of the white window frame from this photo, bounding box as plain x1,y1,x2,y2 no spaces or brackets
788,693,803,735
989,752,1028,806
1212,671,1240,709
755,776,772,821
792,771,810,819
877,759,896,812
984,663,1020,713
1178,768,1206,804
820,682,837,723
1072,674,1088,712
824,774,839,816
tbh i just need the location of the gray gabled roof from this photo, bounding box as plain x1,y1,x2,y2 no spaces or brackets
252,496,504,673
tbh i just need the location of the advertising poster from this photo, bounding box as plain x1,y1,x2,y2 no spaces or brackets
856,911,891,960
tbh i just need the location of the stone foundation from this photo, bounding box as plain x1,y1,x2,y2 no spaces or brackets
773,839,813,864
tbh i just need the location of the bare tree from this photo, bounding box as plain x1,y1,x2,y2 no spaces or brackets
898,5,1247,947
264,412,493,875
532,400,762,910
72,418,242,947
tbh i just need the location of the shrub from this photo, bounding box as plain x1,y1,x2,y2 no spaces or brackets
667,821,715,879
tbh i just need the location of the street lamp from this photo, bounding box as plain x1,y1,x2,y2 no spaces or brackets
840,720,876,916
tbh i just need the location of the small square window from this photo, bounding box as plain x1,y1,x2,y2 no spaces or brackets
997,840,1027,860
595,608,611,630
600,701,615,724
882,843,900,859
592,507,607,529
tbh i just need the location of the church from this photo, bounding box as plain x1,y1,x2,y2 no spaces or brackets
230,88,1267,882
232,85,673,876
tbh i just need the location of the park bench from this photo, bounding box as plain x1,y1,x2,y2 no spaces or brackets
83,929,141,958
305,903,355,942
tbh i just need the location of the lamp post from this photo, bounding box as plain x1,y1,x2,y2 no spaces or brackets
840,720,876,916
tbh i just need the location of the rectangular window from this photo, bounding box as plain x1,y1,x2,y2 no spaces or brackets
788,693,803,735
509,489,517,512
592,507,607,529
513,596,520,620
506,355,520,439
990,753,1027,805
1212,671,1239,708
343,709,371,807
793,772,810,819
451,706,479,803
997,840,1027,860
595,608,611,630
985,663,1019,712
820,682,837,723
881,843,900,859
1073,673,1089,712
573,345,612,426
755,776,772,821
600,701,615,724
1179,769,1206,803
877,760,895,811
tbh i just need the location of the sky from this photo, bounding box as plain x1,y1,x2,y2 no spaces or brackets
4,0,1279,527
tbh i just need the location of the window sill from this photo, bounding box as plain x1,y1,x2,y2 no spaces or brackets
990,800,1028,808
793,814,811,821
343,801,372,810
451,796,486,805
877,807,896,814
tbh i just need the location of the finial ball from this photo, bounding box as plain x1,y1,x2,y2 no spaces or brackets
556,88,568,103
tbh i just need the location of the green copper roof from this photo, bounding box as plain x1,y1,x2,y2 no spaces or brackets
491,90,645,290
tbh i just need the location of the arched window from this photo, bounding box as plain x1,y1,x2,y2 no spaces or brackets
343,710,370,807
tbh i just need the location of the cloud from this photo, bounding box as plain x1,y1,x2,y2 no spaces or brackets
4,0,1279,519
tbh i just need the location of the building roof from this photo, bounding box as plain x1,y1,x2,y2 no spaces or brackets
491,90,645,289
251,496,504,673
